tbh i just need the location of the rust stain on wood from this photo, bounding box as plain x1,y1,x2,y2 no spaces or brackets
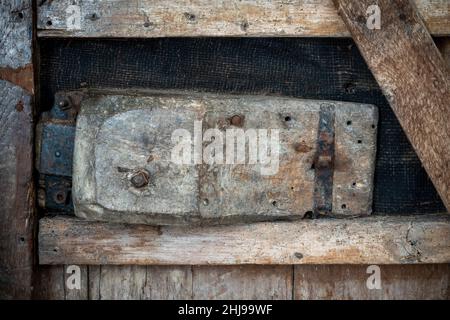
0,64,34,94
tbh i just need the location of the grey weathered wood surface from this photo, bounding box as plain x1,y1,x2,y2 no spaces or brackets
0,0,35,299
294,264,449,299
87,265,193,300
333,0,450,211
39,214,450,265
33,264,449,299
37,0,450,37
73,92,377,225
192,266,293,299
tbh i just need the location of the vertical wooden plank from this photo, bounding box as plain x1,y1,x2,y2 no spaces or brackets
333,0,450,210
193,266,293,300
32,266,65,300
88,266,101,300
143,266,193,300
294,265,449,300
0,0,35,299
95,266,147,300
87,265,193,300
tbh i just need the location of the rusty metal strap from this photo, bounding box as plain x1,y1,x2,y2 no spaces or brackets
313,104,335,217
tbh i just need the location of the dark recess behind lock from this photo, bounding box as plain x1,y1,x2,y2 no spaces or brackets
37,37,445,214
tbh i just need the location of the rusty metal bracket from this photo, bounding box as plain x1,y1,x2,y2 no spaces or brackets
36,92,83,213
313,104,335,218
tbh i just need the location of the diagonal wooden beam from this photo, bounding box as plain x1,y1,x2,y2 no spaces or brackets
333,0,450,211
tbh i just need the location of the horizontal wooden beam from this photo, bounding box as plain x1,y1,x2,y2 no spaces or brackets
39,215,450,265
37,0,450,37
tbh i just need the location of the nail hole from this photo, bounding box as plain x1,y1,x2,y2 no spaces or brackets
357,140,362,144
53,248,58,252
310,163,315,170
341,204,347,209
272,200,277,206
347,120,352,126
184,12,196,21
291,186,294,190
371,124,376,129
241,21,249,31
143,22,150,27
18,12,24,19
203,198,209,205
352,182,356,187
399,13,407,21
284,116,291,122
294,252,303,259
19,237,25,242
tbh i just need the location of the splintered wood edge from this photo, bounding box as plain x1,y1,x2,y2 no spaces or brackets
36,0,450,37
39,215,450,265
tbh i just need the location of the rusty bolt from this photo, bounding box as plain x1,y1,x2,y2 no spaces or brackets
230,115,243,127
129,169,150,188
53,190,66,204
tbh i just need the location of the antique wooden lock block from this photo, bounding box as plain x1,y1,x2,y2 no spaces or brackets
37,90,377,225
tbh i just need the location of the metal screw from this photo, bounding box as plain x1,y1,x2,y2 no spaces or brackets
129,169,150,188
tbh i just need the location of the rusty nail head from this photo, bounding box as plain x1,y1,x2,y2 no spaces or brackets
53,190,66,204
230,115,243,127
130,169,150,188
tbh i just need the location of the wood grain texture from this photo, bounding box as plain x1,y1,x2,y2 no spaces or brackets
0,0,35,300
37,0,450,37
294,264,449,299
39,214,450,265
333,0,450,211
87,265,193,299
32,264,449,299
193,266,293,299
1,0,33,69
32,266,65,300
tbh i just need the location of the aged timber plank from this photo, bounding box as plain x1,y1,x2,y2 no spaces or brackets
91,266,148,300
37,0,449,37
143,266,193,299
87,265,193,300
193,266,293,299
0,0,35,299
294,264,449,299
32,266,65,300
39,214,450,265
333,0,450,211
